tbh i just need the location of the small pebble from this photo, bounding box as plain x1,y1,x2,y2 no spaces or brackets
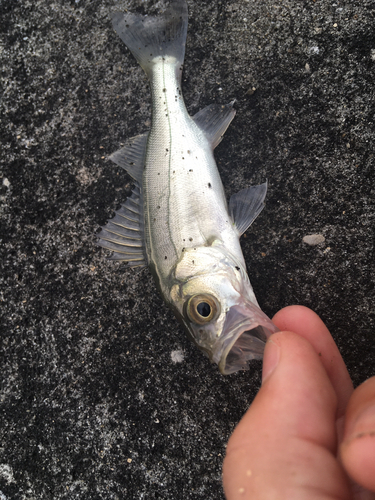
302,234,325,246
171,349,184,363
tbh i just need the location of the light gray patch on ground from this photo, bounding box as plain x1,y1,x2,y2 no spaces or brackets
303,234,326,246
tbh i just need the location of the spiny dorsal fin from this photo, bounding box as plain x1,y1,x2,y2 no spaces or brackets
192,102,236,149
109,133,148,183
97,183,147,268
229,182,267,236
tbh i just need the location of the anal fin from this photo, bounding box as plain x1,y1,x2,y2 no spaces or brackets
192,102,236,149
97,183,147,268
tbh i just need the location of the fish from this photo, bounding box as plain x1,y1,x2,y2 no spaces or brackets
97,0,278,375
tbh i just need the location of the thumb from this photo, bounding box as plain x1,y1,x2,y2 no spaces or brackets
223,331,350,500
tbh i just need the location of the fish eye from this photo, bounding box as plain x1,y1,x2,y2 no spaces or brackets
186,294,219,325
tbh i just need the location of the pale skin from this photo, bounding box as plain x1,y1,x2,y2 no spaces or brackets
223,305,375,500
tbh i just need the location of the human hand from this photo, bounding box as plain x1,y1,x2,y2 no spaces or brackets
223,305,375,500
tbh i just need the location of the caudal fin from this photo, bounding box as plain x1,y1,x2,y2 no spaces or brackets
111,0,188,77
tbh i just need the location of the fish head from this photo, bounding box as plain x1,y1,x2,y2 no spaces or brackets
169,243,278,375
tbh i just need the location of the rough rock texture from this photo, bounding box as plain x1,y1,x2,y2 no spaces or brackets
1,0,374,498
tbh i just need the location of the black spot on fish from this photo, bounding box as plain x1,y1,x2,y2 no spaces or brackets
163,88,166,92
235,266,240,271
189,237,193,241
208,183,212,188
164,256,167,260
189,169,193,172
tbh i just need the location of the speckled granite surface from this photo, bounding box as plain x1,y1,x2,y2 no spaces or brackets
1,0,374,498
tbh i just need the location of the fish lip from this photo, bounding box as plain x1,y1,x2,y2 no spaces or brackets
214,303,279,375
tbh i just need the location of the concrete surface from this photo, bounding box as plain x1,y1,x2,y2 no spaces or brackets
1,0,374,498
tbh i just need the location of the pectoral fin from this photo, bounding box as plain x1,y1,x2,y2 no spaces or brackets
229,182,267,236
193,102,236,149
109,133,148,182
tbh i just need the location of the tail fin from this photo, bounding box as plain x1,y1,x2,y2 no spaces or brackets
111,0,188,77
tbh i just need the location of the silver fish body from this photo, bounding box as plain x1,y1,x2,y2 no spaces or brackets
98,0,278,374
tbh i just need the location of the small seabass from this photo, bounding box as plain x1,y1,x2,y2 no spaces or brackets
97,0,278,374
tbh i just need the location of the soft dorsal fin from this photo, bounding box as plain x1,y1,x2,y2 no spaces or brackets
97,183,147,268
109,133,148,182
229,182,268,236
192,102,236,149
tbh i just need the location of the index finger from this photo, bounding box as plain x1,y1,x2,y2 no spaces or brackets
272,305,353,418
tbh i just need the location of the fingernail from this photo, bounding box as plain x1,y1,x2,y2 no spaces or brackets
345,404,375,442
262,338,280,384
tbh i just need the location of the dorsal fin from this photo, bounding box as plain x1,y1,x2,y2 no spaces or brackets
97,183,147,268
109,133,148,182
229,182,267,236
192,102,236,149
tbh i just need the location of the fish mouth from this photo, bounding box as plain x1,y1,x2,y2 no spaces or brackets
214,304,279,375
